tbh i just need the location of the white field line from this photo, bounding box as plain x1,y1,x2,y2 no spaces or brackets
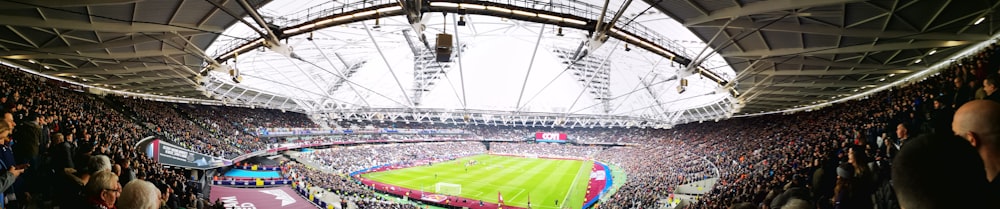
511,188,526,200
560,161,590,209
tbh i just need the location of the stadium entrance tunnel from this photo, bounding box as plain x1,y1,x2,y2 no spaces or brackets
351,154,616,209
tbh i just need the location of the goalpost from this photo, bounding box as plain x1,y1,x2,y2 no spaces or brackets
435,182,462,196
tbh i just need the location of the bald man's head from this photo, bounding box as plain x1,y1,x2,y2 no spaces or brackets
954,100,1000,148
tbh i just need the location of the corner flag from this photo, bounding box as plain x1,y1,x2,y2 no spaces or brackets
498,191,504,206
527,194,531,208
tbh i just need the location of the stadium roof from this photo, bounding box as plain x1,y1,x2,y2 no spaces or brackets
0,0,997,127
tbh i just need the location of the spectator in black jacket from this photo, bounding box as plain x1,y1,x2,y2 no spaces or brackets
950,77,973,109
118,158,135,186
928,98,954,135
13,112,41,165
51,133,74,170
984,74,1000,103
892,133,995,209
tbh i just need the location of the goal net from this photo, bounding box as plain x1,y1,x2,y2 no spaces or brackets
435,182,462,196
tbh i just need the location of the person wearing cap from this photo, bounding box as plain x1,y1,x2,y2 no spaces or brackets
832,163,863,209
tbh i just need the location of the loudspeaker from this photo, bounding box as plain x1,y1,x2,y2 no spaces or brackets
436,33,453,62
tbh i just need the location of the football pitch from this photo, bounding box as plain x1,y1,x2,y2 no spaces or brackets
361,154,593,209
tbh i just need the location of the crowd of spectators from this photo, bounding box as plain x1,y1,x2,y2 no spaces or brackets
489,142,603,158
596,145,716,208
177,104,317,135
305,142,486,174
0,64,203,209
286,163,374,198
283,162,418,209
667,40,1000,209
112,97,247,158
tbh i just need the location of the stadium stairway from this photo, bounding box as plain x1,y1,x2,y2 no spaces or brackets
673,178,718,195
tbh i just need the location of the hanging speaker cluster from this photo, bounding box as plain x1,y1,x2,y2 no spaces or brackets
436,33,453,62
229,67,242,83
677,78,689,94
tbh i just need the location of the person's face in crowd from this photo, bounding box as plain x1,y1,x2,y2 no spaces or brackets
103,182,122,205
848,147,857,164
897,124,908,139
161,187,172,203
934,100,942,109
955,78,963,88
986,79,997,95
3,113,13,128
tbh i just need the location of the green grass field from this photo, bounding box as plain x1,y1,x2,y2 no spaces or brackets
361,154,593,209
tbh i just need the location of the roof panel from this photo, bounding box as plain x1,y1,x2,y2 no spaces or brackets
0,8,41,19
802,33,838,49
759,31,801,50
842,3,886,29
86,3,136,23
37,6,94,21
700,0,736,12
133,1,180,24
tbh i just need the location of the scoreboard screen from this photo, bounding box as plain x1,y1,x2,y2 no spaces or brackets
535,132,568,142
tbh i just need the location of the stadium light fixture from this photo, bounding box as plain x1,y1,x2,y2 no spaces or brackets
486,6,511,13
459,3,485,10
377,6,402,13
564,19,586,25
511,9,534,17
975,17,986,25
537,13,563,21
430,2,459,7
